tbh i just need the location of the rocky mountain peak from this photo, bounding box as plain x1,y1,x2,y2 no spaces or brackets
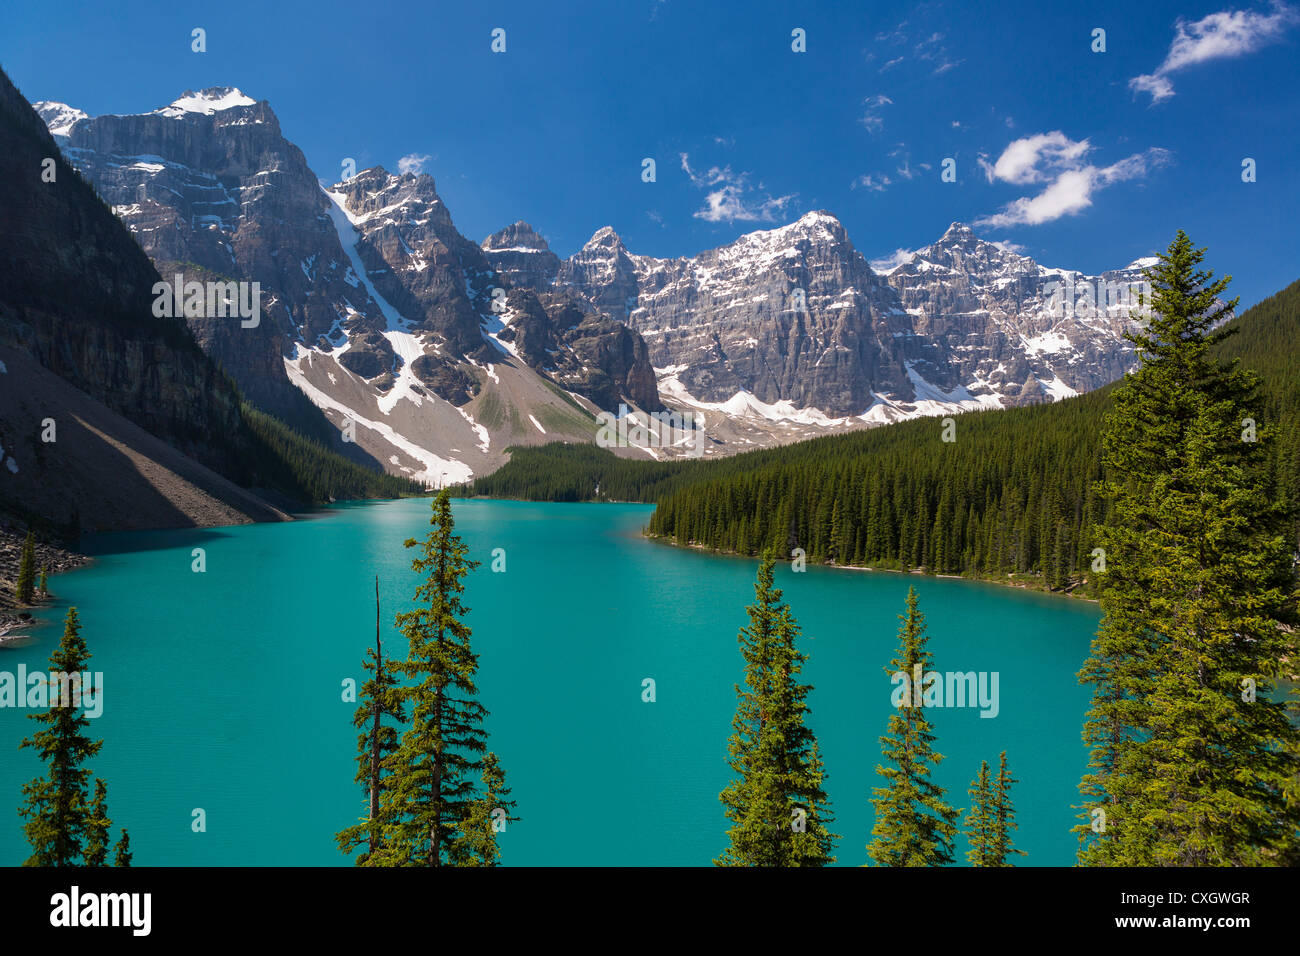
786,209,847,237
33,101,89,138
482,221,551,253
581,226,627,253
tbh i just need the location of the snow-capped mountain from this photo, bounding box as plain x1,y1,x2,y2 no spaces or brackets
489,213,1154,431
36,89,660,483
38,85,1158,480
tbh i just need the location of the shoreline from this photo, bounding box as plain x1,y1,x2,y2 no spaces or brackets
653,534,1100,604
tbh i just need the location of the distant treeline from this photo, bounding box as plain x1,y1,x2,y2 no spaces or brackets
467,278,1300,593
241,403,424,504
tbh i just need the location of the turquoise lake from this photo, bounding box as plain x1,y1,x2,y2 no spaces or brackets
0,498,1101,866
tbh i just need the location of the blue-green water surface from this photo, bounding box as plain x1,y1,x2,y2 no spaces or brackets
0,499,1100,866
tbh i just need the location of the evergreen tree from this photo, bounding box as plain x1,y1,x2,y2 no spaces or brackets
83,779,111,866
991,751,1024,865
717,551,837,866
39,566,49,597
1078,232,1300,865
964,760,995,866
452,752,518,866
337,575,407,865
373,492,499,867
113,830,132,867
867,587,959,866
15,531,36,604
17,607,103,865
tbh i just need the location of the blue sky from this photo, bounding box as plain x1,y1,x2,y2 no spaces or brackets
4,0,1298,306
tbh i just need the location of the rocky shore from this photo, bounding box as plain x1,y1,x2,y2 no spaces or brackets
0,521,86,638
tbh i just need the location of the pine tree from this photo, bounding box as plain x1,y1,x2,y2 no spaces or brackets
717,551,837,866
113,829,132,867
15,531,36,604
84,779,111,866
991,751,1024,865
1078,232,1300,865
17,607,103,865
373,492,500,867
39,566,49,597
337,575,407,865
964,760,995,865
867,587,960,866
452,752,517,866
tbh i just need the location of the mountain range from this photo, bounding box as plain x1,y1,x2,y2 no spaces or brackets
34,85,1159,484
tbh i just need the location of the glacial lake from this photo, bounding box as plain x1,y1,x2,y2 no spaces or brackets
0,498,1101,866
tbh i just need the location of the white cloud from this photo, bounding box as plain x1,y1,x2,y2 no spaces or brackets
989,131,1091,185
397,153,432,175
869,248,917,273
859,94,893,132
852,173,892,192
976,132,1171,227
989,240,1027,255
879,56,905,72
681,153,795,223
1131,3,1299,103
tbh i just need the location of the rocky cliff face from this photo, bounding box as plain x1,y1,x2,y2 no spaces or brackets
37,90,387,440
523,214,1151,425
0,69,292,530
882,222,1149,407
2,75,245,469
38,91,665,481
481,221,561,289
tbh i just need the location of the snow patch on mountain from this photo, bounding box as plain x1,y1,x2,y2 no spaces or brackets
33,101,89,138
284,345,471,484
156,88,256,117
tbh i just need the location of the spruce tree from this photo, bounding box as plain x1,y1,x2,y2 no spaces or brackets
717,551,837,866
452,752,517,866
1078,232,1300,865
337,576,407,865
991,751,1024,865
84,779,111,866
15,531,36,604
113,829,132,867
17,607,103,865
373,492,500,867
964,760,995,866
867,586,959,866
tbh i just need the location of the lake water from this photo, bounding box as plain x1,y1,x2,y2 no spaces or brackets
0,498,1101,866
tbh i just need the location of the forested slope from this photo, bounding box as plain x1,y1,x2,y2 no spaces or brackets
647,279,1300,591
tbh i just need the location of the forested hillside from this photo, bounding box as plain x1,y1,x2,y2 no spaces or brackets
470,278,1300,594
647,278,1300,591
240,404,423,504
